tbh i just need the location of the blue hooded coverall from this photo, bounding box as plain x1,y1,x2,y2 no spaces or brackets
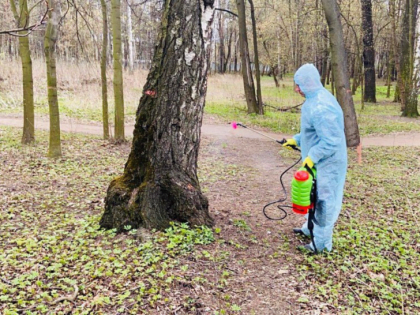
293,64,348,252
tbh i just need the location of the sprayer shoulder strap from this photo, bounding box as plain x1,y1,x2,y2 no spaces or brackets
308,170,318,254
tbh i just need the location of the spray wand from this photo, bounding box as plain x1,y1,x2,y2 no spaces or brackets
231,122,287,145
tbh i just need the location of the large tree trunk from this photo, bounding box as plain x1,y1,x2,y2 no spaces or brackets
321,0,360,147
361,0,377,103
100,0,109,139
44,0,61,157
100,0,215,232
400,0,419,117
236,0,258,114
10,0,35,144
111,0,125,141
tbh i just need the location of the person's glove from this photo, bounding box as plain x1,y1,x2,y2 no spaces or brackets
282,138,297,150
302,156,314,169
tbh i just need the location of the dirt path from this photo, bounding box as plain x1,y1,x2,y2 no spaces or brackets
1,113,420,147
199,133,312,313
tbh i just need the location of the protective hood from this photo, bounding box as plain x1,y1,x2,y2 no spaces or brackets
294,64,323,97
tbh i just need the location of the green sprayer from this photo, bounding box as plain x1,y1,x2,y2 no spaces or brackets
291,167,317,215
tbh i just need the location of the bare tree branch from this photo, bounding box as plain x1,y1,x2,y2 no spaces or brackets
263,102,303,112
215,8,238,17
59,0,71,27
28,0,45,15
0,0,49,37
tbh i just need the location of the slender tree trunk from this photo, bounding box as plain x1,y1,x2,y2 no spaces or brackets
322,0,360,147
236,0,258,114
400,0,419,117
126,0,134,73
44,0,62,157
10,0,35,144
277,22,282,83
273,65,280,87
213,36,217,74
351,55,360,94
233,30,238,72
101,0,109,139
390,0,402,103
223,30,233,72
321,55,327,87
218,13,225,73
263,40,279,87
320,27,329,86
377,52,385,78
100,0,215,231
111,0,125,141
386,66,392,98
248,0,263,114
295,0,302,68
361,65,365,110
361,0,377,102
326,57,331,85
386,42,393,98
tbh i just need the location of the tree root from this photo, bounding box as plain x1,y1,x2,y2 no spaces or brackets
50,284,79,305
1,277,12,285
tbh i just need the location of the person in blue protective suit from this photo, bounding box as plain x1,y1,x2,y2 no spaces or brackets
283,63,348,253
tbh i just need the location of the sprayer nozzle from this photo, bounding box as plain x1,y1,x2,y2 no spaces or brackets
231,121,238,129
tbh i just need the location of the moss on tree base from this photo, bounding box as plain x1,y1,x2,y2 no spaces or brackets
100,173,213,232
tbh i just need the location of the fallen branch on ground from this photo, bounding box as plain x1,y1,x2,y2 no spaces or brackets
1,278,12,285
263,102,303,112
50,284,79,305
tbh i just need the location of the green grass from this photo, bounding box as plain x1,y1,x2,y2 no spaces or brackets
205,77,420,136
357,114,420,135
0,93,139,124
2,71,419,136
206,101,301,134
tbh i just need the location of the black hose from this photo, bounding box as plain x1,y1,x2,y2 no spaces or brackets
263,153,319,254
305,166,318,254
262,156,301,220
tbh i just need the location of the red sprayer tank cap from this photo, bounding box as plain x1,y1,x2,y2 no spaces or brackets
294,170,309,181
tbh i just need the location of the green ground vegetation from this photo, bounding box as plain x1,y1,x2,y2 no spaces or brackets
1,126,419,314
0,128,235,314
297,147,420,313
